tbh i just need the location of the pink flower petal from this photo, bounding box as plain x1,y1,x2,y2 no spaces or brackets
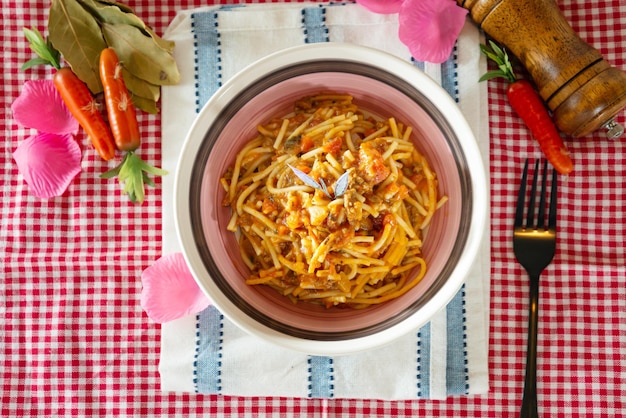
398,0,468,63
356,0,404,14
13,132,82,199
11,79,79,135
141,253,210,323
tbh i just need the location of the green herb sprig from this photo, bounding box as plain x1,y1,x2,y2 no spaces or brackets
22,27,61,70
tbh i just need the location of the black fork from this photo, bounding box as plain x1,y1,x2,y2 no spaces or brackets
513,159,558,418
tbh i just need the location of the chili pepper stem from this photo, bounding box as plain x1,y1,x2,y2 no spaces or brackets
479,41,574,175
101,151,168,204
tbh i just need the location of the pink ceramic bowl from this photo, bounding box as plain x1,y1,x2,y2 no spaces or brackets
175,43,487,355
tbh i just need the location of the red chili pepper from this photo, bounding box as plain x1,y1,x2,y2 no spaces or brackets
99,47,140,152
480,41,574,175
506,79,573,174
53,67,116,161
98,47,168,204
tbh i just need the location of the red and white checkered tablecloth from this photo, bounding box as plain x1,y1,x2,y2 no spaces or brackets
2,0,624,416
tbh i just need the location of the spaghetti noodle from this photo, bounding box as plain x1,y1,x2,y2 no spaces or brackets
220,94,446,308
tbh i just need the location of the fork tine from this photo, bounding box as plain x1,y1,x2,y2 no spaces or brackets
548,165,558,230
536,160,548,229
525,160,540,229
515,159,529,228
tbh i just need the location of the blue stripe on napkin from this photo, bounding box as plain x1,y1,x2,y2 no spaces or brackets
300,7,335,396
302,7,328,43
195,305,223,393
298,7,335,397
411,46,469,397
447,286,469,394
189,7,469,398
308,356,334,398
417,325,430,398
441,48,459,104
438,45,470,395
191,11,222,113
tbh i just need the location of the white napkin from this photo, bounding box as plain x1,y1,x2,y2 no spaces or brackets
159,3,490,400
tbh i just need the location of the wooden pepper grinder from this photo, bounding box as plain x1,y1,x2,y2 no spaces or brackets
458,0,626,139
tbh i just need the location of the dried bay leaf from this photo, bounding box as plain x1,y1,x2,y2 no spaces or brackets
90,0,176,52
122,67,161,102
131,96,159,114
78,0,175,53
49,0,108,93
96,0,175,52
101,22,180,86
94,0,134,14
142,26,176,53
78,0,146,28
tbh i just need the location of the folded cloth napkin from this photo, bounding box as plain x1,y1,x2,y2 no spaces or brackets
160,2,490,400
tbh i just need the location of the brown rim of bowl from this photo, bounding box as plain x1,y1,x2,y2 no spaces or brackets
187,60,473,341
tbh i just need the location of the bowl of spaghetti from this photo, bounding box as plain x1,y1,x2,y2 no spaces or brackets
175,43,487,355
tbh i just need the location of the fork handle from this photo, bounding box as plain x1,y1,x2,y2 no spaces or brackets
520,276,540,418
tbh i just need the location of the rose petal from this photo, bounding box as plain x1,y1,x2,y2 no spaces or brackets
141,253,210,323
13,132,82,199
11,79,79,135
356,0,403,14
398,0,468,63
